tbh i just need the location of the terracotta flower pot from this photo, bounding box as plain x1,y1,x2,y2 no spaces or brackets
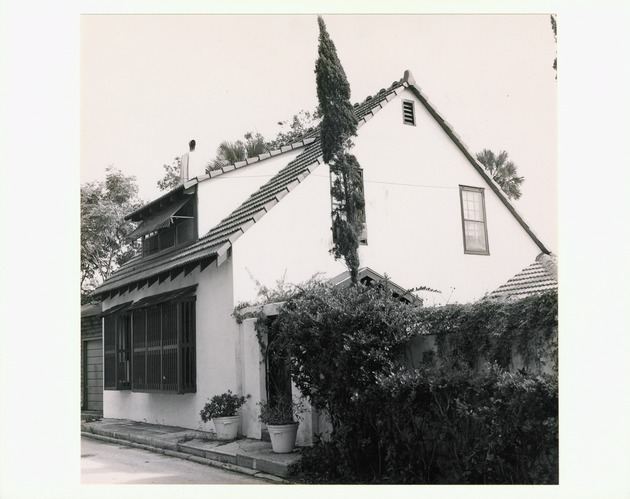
213,415,240,440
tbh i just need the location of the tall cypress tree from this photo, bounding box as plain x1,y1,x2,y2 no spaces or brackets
315,16,364,284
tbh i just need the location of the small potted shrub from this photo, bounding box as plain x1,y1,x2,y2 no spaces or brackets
200,390,250,440
258,396,305,453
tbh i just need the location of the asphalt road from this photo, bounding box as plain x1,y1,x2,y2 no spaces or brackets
81,436,274,485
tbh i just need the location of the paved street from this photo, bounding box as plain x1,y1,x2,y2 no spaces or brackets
81,437,274,485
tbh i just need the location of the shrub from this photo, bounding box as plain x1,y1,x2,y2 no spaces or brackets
200,390,250,421
254,278,557,484
258,396,305,425
291,365,558,484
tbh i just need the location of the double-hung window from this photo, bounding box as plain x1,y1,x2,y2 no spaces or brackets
459,186,489,254
103,285,197,393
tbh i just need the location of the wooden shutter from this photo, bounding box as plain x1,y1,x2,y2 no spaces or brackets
103,316,116,389
180,299,196,393
132,308,147,390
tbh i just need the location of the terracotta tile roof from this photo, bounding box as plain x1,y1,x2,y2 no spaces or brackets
487,254,558,300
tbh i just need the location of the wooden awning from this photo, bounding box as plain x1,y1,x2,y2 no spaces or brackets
126,197,191,241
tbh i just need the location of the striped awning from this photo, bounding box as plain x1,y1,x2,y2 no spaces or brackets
126,197,191,241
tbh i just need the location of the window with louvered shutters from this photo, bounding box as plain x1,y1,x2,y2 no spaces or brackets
122,290,197,393
402,100,415,125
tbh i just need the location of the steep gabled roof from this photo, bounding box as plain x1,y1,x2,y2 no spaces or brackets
96,70,550,298
401,71,549,255
487,253,558,300
95,78,407,297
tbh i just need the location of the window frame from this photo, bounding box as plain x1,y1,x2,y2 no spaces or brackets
142,197,198,258
459,185,490,255
103,302,132,390
103,287,197,394
402,99,416,126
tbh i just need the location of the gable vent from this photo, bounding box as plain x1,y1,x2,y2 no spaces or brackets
402,100,415,126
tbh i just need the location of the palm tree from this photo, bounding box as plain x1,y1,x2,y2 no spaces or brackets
476,149,525,200
207,141,247,171
206,133,269,172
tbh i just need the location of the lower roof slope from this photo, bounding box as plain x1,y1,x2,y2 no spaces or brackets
487,253,558,301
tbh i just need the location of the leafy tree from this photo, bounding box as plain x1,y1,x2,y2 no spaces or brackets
157,156,182,192
81,166,143,302
476,149,525,200
266,109,320,150
315,16,363,284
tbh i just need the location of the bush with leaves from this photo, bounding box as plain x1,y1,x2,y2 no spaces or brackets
199,390,250,421
268,280,420,432
291,364,558,484
264,282,558,484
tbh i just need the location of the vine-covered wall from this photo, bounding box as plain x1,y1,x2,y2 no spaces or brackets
405,292,558,374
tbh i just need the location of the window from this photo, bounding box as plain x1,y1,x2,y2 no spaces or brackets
103,286,197,393
142,200,196,257
402,100,415,126
459,186,489,254
103,303,132,390
330,167,367,245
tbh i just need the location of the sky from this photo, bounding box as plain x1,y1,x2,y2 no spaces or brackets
81,14,558,249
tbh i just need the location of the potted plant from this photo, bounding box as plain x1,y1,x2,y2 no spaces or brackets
200,390,250,440
258,396,305,453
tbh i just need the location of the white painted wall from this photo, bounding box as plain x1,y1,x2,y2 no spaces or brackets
231,161,346,304
351,87,545,304
231,89,544,305
196,149,302,235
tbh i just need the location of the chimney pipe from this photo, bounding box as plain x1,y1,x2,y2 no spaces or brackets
179,139,196,183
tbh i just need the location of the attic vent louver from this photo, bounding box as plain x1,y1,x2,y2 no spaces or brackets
402,100,415,126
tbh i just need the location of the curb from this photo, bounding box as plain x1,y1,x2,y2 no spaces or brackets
81,431,291,484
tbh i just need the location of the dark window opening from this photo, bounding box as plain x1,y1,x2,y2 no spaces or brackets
142,200,197,257
403,100,415,126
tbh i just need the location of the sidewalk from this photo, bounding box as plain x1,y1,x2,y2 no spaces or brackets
81,418,302,483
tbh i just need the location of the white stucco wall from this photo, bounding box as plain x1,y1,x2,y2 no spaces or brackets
232,87,546,305
352,88,546,304
102,256,258,432
196,149,302,234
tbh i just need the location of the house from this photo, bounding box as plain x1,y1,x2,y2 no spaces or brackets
81,302,103,414
93,70,553,445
